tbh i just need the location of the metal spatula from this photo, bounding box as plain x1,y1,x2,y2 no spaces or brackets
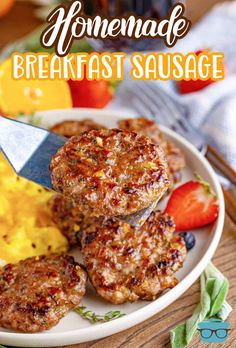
0,116,157,226
0,116,67,189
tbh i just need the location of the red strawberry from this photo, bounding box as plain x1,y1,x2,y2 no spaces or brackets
179,78,214,94
179,50,216,94
68,78,112,108
165,176,219,231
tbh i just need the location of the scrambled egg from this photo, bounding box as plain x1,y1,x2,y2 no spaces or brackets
0,153,68,264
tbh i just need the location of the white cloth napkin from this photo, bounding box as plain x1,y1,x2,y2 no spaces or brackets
110,1,236,169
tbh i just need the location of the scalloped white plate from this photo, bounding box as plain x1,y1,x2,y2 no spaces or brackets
0,108,225,347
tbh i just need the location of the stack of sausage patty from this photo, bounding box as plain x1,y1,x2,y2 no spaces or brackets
49,117,185,245
0,117,186,333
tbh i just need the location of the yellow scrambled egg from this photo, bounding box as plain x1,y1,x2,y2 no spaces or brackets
0,153,68,264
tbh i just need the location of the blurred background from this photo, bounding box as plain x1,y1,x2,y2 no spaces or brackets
0,0,226,51
0,0,229,113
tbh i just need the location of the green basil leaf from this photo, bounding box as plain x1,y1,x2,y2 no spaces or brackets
205,263,224,282
170,263,231,348
204,263,230,317
186,274,211,343
217,300,232,320
170,323,188,348
210,279,229,317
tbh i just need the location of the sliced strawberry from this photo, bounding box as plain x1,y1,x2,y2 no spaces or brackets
179,78,214,94
178,49,216,94
165,176,219,231
68,79,113,108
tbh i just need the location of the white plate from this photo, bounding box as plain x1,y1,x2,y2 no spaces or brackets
0,108,225,347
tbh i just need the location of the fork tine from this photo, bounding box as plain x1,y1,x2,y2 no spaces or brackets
135,83,174,128
146,83,194,133
141,82,200,133
152,88,188,125
131,88,158,118
131,82,205,151
140,82,184,124
154,86,206,144
148,82,185,111
136,81,182,125
132,87,157,117
131,94,153,117
128,85,168,124
132,90,164,121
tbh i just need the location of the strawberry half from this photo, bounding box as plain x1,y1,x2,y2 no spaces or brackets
178,50,216,94
165,176,219,231
179,78,214,94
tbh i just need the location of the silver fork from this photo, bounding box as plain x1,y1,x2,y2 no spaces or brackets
128,81,236,222
130,81,236,182
131,81,207,151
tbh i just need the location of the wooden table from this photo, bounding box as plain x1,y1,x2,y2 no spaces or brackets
0,1,235,347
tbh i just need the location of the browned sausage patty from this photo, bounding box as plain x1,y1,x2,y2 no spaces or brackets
50,129,170,217
49,194,84,247
81,211,186,304
0,254,87,332
118,117,185,184
118,117,165,145
50,119,106,138
165,141,185,183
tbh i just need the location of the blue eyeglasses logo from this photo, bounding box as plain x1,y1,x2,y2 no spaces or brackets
198,318,230,343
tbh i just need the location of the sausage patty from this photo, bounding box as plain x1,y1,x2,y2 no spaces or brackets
50,119,106,138
50,129,170,217
118,117,185,185
49,194,84,247
81,211,186,304
0,254,87,332
165,141,185,183
118,117,164,145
